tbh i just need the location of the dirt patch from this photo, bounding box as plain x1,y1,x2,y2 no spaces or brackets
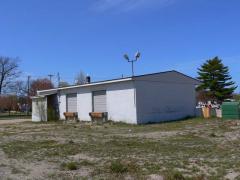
224,131,240,141
225,171,240,180
0,119,240,179
69,153,99,162
148,174,164,180
0,119,31,125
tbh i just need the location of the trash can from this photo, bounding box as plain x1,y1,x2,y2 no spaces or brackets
216,109,222,118
222,101,240,120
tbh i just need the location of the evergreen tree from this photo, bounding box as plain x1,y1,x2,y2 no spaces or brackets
197,56,237,102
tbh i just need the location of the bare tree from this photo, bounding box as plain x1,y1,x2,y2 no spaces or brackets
0,95,18,115
75,71,86,85
10,80,27,96
0,96,7,111
0,56,21,94
30,78,54,96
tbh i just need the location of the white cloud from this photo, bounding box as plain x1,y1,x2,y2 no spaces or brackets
91,0,173,12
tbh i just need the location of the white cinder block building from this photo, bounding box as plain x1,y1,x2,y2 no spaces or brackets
32,71,200,124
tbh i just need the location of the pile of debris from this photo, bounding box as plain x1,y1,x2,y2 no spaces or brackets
196,101,221,118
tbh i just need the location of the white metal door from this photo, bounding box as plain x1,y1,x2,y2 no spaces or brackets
93,90,107,112
67,94,77,112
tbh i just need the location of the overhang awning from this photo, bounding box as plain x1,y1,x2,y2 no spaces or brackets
31,91,58,99
31,95,46,99
37,89,58,96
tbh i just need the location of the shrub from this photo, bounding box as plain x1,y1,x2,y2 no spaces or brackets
110,160,128,174
47,107,58,121
209,132,217,137
61,162,78,171
165,170,185,180
109,160,139,174
173,171,185,180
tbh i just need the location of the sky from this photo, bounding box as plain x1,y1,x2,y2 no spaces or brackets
0,0,239,91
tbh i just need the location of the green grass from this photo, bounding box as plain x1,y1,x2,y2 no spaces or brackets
0,112,31,120
0,118,240,179
109,160,128,174
1,140,83,160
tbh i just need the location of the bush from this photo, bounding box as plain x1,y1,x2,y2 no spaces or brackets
173,171,185,180
47,107,58,121
61,162,78,171
209,132,217,137
110,160,128,174
165,170,185,180
109,160,139,174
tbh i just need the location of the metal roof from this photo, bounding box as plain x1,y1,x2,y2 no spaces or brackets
37,70,200,95
37,77,132,95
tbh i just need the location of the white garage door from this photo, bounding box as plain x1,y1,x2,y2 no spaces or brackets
67,94,77,112
93,90,107,112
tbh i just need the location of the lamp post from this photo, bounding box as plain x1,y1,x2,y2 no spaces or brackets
124,51,141,77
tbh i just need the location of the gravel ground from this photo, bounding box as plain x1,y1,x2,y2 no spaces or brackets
0,118,240,179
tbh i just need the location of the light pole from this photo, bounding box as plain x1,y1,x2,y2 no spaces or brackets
124,51,141,77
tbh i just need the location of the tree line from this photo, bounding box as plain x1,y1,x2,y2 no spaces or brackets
0,56,89,114
0,55,238,114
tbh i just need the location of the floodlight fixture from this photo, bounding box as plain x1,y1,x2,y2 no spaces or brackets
124,54,130,61
135,51,141,60
123,51,141,76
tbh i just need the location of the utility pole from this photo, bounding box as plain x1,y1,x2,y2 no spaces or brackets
57,72,60,87
48,74,54,83
27,75,31,116
56,72,61,117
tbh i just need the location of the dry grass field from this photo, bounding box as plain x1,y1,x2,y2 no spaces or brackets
0,118,240,180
